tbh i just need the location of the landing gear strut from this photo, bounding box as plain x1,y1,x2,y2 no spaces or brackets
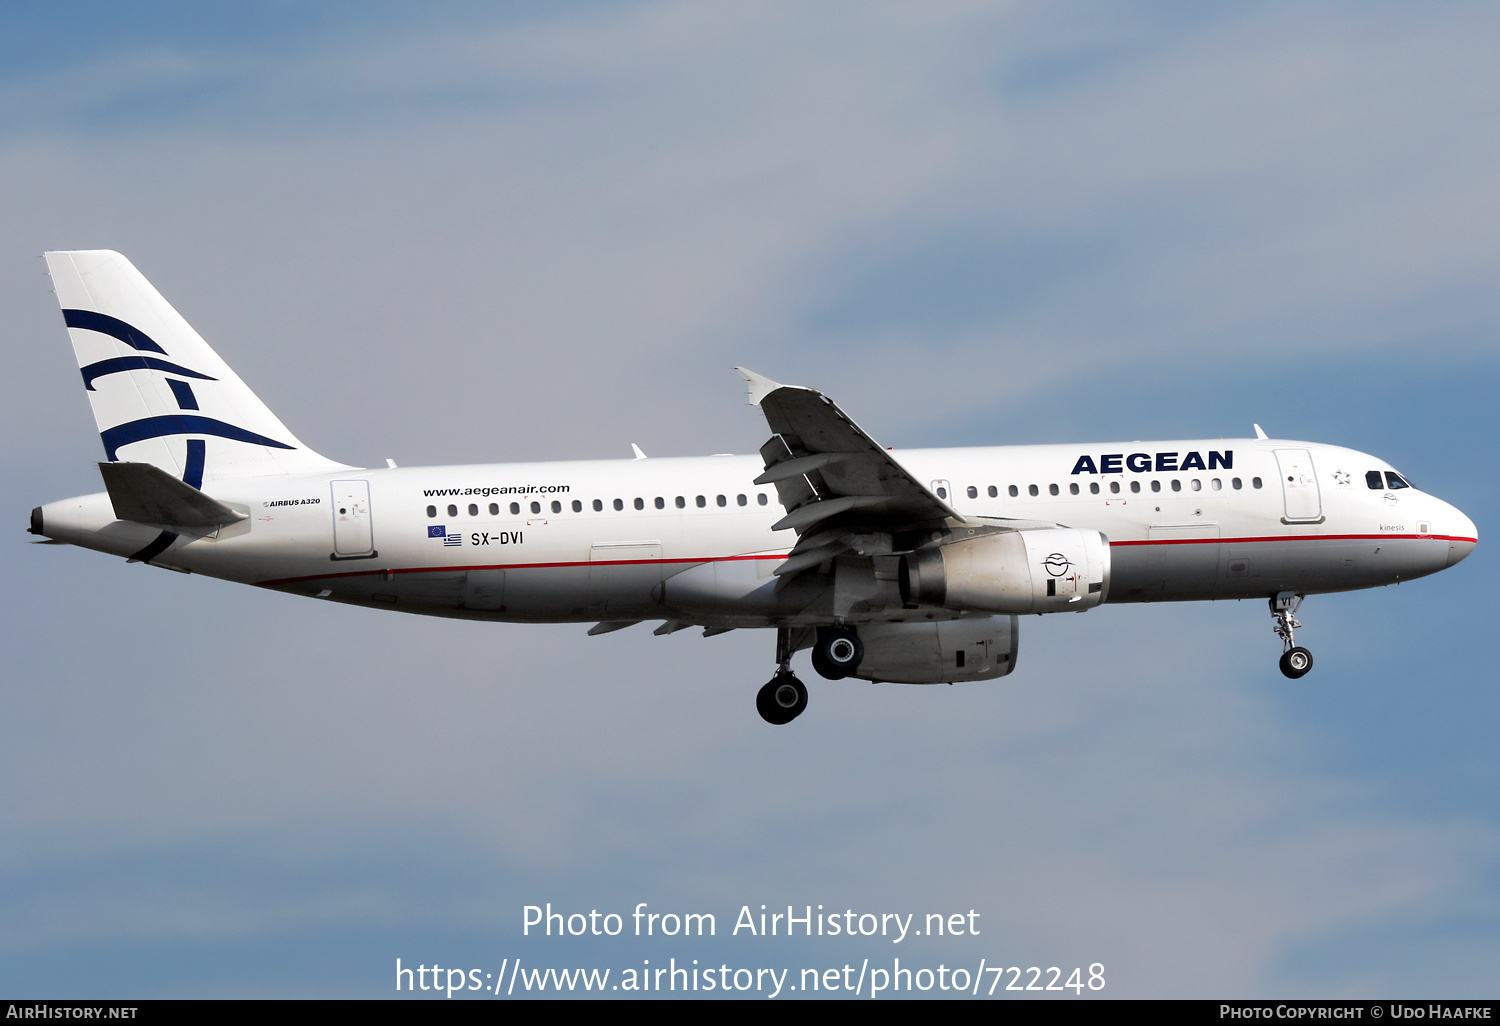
1270,591,1313,679
757,626,808,725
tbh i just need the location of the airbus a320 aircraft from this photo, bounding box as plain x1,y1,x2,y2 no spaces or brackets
30,251,1478,723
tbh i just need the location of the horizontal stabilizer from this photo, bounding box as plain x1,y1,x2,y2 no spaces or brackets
98,461,247,528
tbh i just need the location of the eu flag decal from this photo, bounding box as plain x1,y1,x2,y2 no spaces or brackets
428,525,446,538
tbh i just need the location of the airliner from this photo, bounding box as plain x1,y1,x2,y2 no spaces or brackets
29,251,1478,723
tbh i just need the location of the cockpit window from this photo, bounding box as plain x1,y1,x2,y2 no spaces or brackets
1385,472,1411,490
1366,471,1384,490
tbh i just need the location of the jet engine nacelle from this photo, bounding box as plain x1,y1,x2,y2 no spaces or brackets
900,527,1110,614
851,614,1018,684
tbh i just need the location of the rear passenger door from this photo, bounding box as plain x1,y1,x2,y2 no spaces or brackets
331,480,376,558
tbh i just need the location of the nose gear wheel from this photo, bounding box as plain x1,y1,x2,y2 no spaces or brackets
1279,647,1314,679
1270,592,1313,679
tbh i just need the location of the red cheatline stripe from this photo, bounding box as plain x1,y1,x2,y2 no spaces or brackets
256,551,788,588
1110,533,1475,547
256,532,1477,587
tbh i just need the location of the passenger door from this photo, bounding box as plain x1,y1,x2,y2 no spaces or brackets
331,480,375,558
1274,449,1322,523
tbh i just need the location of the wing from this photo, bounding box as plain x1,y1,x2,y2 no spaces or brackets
736,368,963,577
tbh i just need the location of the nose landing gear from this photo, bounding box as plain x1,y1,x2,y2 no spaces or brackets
1271,591,1313,679
757,626,810,725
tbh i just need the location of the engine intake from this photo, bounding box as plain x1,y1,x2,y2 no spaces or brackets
900,527,1110,614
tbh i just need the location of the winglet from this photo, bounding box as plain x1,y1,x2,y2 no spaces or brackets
1253,424,1269,440
734,367,785,406
630,443,647,460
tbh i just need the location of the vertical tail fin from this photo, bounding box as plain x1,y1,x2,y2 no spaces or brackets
45,250,349,483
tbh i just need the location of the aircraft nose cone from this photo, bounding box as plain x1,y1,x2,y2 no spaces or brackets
1446,507,1478,568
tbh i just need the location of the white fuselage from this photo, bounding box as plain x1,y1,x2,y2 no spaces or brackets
39,437,1477,628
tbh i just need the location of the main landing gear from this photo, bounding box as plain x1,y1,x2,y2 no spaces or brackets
810,625,863,680
755,625,867,724
757,672,807,725
1271,591,1314,679
757,626,809,725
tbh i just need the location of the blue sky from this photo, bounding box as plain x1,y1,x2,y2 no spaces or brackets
2,1,1497,998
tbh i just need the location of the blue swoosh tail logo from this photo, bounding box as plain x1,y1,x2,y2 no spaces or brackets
63,309,167,354
101,415,295,461
80,356,217,391
183,439,206,489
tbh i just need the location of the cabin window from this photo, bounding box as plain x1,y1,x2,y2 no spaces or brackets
675,496,686,508
1069,483,1079,495
717,494,727,507
988,485,998,498
655,497,665,509
737,494,747,506
1190,479,1201,491
1385,472,1411,490
1027,484,1038,496
967,485,978,499
1149,481,1160,493
530,501,541,514
758,493,768,505
1110,481,1120,494
1171,480,1182,492
696,495,707,508
571,500,582,512
426,505,437,518
510,502,521,515
1009,485,1019,497
593,499,603,512
1252,477,1263,489
1090,482,1100,495
468,503,478,516
1232,478,1242,490
634,498,644,510
1210,479,1221,491
1049,484,1059,496
614,498,624,511
447,504,458,517
1366,470,1385,489
548,500,559,513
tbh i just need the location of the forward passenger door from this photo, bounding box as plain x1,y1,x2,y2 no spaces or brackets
1274,449,1322,523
